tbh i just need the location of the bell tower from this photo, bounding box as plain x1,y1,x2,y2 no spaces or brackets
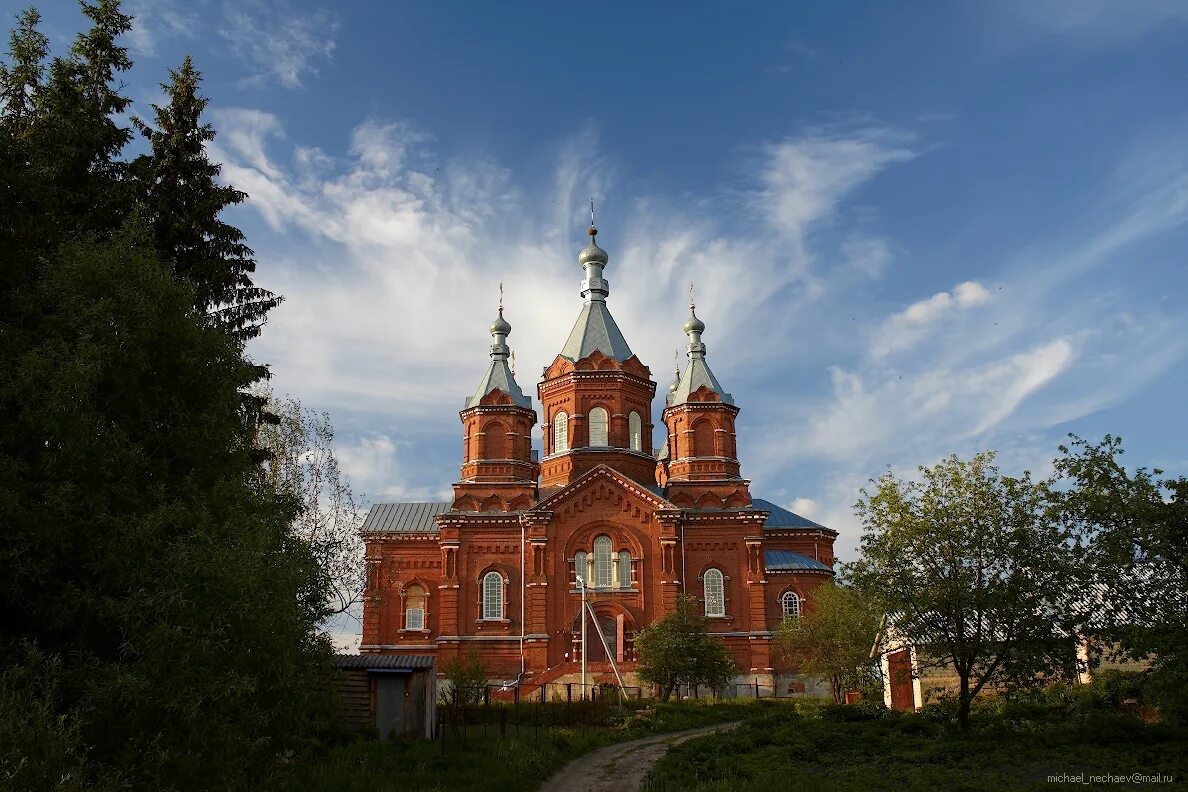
452,299,538,512
538,223,657,489
658,295,751,508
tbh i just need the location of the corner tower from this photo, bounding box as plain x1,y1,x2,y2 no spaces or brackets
538,224,657,489
452,301,539,512
658,296,751,508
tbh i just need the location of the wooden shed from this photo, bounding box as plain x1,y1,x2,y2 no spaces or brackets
334,654,436,739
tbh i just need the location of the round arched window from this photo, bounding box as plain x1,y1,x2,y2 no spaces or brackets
589,407,609,447
553,411,569,453
629,411,642,451
781,591,800,620
704,569,725,617
593,535,613,587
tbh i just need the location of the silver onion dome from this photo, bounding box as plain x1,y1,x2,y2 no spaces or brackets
683,308,706,335
578,225,609,266
490,308,511,336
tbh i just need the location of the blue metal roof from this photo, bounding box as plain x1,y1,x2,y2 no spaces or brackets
752,498,827,530
360,502,450,534
765,549,832,573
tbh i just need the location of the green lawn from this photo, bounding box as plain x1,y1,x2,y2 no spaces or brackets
642,703,1187,791
268,698,774,791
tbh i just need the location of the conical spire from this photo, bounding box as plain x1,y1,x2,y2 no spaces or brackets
466,287,531,408
668,285,734,406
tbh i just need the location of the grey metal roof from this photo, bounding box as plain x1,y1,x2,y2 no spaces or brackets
334,654,436,670
667,357,734,406
753,498,827,530
558,301,634,362
360,502,451,534
465,359,532,409
765,549,832,573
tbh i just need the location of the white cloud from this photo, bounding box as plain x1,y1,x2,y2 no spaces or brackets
789,497,820,518
125,0,200,56
219,1,339,89
999,0,1188,44
872,280,992,358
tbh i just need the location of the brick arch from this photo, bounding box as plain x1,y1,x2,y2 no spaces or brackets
508,493,534,511
480,494,506,512
724,490,749,508
453,495,480,511
670,492,695,508
482,419,508,459
691,418,715,457
566,520,647,559
696,492,723,509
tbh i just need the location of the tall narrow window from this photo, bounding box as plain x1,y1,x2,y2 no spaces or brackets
405,585,426,630
553,411,568,453
629,411,642,451
704,569,725,617
594,535,613,588
482,571,503,620
780,591,800,620
589,407,609,447
618,550,632,589
574,551,587,585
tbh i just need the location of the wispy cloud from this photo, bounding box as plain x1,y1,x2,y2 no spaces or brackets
871,280,992,358
125,0,201,57
219,1,339,89
998,0,1188,45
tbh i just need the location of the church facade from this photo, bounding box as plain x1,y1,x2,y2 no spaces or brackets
359,224,836,689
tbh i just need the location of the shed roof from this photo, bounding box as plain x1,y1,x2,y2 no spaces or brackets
334,654,436,670
360,502,450,534
764,549,833,573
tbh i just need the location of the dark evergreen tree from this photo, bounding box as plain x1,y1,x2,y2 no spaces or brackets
132,56,281,343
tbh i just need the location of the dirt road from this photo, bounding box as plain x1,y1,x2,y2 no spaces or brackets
537,720,741,792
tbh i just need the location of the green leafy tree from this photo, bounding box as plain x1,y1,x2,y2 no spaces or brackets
0,229,336,788
635,594,737,702
848,452,1081,732
439,650,488,728
1054,435,1188,721
131,56,280,343
774,580,882,704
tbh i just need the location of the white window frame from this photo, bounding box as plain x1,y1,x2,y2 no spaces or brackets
628,411,642,451
589,407,609,447
618,550,632,589
781,590,800,620
553,411,569,453
574,550,587,585
405,606,425,630
482,571,503,620
593,535,613,588
704,568,725,617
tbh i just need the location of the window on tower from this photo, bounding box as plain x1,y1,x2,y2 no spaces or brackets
554,411,568,453
704,568,725,617
629,411,642,451
589,407,609,447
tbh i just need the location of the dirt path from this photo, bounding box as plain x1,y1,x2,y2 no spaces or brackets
537,720,741,792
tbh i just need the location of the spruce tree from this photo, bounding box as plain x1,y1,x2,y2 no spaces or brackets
132,56,281,343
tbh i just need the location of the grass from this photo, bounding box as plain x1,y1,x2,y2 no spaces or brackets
641,700,1188,791
268,697,783,791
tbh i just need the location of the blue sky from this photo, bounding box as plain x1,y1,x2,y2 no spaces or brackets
11,2,1188,642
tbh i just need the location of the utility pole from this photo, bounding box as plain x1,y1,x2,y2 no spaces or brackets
577,574,588,700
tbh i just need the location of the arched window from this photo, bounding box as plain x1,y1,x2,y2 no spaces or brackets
618,550,631,589
553,411,569,453
482,571,503,620
588,407,609,447
629,411,642,451
780,590,800,620
593,535,613,588
574,551,587,585
704,568,725,617
405,585,426,630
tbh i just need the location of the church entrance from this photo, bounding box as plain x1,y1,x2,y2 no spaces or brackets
572,612,617,662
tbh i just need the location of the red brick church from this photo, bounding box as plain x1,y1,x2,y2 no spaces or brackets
360,224,836,689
